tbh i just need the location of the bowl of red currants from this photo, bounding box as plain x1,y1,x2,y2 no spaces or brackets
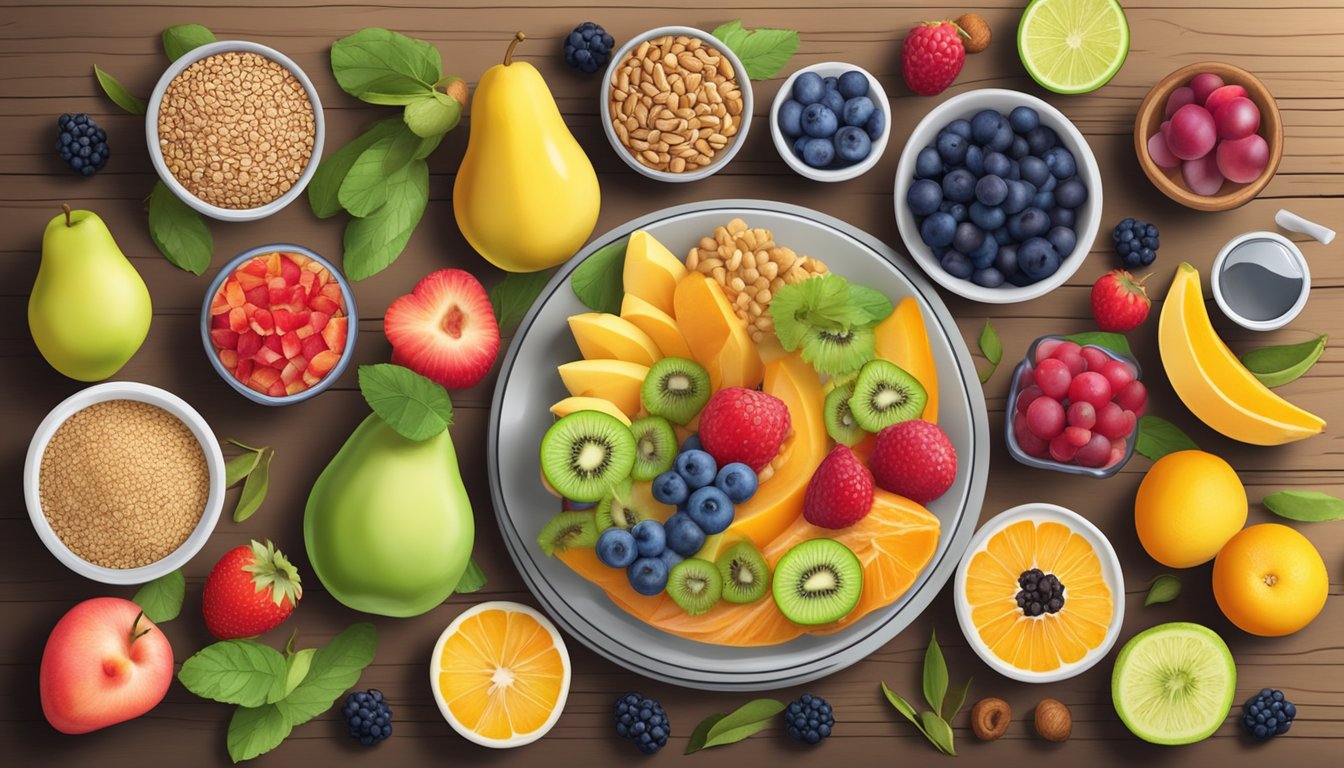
1135,62,1283,212
1006,336,1146,479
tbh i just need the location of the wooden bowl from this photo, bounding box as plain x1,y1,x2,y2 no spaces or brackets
1134,62,1283,212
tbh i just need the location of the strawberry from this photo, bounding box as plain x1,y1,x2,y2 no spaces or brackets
202,540,302,640
869,420,957,504
803,445,875,529
1090,270,1151,332
698,387,791,472
384,269,500,390
902,21,967,96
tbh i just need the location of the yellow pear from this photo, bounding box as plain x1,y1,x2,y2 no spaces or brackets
453,33,600,272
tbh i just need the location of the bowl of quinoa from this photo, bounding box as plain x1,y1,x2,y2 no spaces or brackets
146,40,324,221
24,382,226,584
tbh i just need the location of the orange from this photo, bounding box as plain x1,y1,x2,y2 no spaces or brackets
430,601,570,747
1212,523,1328,636
963,519,1113,673
1135,450,1246,568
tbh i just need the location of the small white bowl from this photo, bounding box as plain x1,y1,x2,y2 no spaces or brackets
1210,230,1311,332
770,62,891,182
600,26,753,182
146,40,325,222
953,503,1125,684
893,89,1102,304
24,382,226,584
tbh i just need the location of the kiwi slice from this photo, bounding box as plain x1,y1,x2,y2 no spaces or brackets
771,539,863,626
849,359,927,433
536,511,598,556
823,382,866,446
715,540,771,604
594,479,644,531
641,357,712,425
800,325,875,376
540,410,636,503
629,416,677,481
667,558,723,616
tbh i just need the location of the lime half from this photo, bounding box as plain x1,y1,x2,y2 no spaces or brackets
1112,622,1237,745
1018,0,1130,94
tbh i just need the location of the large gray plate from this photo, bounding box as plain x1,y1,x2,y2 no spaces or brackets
488,201,988,691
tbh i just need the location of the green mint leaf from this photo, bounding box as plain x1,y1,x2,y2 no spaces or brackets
711,20,750,50
233,447,273,522
570,238,628,314
943,676,972,722
227,703,291,763
923,629,948,714
490,270,553,334
308,118,404,219
342,159,428,280
685,712,727,754
276,622,377,727
979,321,1003,366
880,682,929,735
454,557,487,594
920,710,957,756
769,276,867,351
1144,574,1182,606
162,24,217,61
132,569,185,623
699,698,785,749
93,65,146,115
847,284,894,324
404,91,462,138
1263,490,1344,522
338,136,401,217
713,22,799,80
1240,334,1326,388
281,648,317,700
178,639,288,707
978,364,995,384
1064,331,1132,357
359,364,454,440
1135,415,1199,461
330,28,441,104
148,181,212,274
224,450,260,488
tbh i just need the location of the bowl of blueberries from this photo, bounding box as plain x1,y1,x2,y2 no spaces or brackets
770,62,890,182
894,89,1102,303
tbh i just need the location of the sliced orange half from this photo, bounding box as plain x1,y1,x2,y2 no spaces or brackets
430,601,571,748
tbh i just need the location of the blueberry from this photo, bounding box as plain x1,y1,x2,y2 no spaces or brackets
1047,225,1077,257
1020,156,1050,187
1018,237,1062,280
714,462,758,503
802,103,838,138
778,99,804,137
1026,125,1058,156
994,225,1012,244
627,556,670,595
972,267,1006,288
562,22,615,74
1008,135,1030,159
864,109,885,141
342,689,393,746
793,72,825,105
1003,180,1032,215
994,245,1020,276
686,485,734,534
674,449,717,489
946,119,973,139
597,528,639,568
1005,159,1021,181
631,519,667,558
801,137,836,168
969,232,998,267
1017,207,1052,239
983,151,1011,178
663,512,706,557
950,221,982,254
823,76,839,91
785,694,835,745
1038,173,1057,193
970,201,1006,231
945,202,968,223
834,126,871,163
907,179,943,216
1055,178,1088,209
1032,190,1056,211
940,250,974,279
936,131,968,164
964,144,984,175
838,70,869,99
1043,146,1076,178
819,89,845,117
975,175,1008,207
920,212,957,248
1050,207,1076,229
841,96,875,128
931,245,949,260
793,135,811,159
942,168,977,203
989,123,1015,152
971,109,1002,144
1009,106,1040,134
915,146,943,179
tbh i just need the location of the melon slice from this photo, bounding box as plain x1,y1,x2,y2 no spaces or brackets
556,359,650,417
622,230,687,316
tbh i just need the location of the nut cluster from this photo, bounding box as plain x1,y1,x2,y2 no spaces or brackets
608,35,744,174
40,400,208,569
158,51,316,209
685,218,828,342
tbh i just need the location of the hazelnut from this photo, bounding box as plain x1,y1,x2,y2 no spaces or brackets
955,13,993,54
971,697,1011,741
1034,698,1072,743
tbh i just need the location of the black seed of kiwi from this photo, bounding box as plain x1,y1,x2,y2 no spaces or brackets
849,359,927,433
594,479,644,531
667,558,723,615
800,325,875,376
537,511,598,556
540,410,637,503
641,357,712,424
823,382,866,446
715,540,771,604
771,538,863,626
629,416,678,481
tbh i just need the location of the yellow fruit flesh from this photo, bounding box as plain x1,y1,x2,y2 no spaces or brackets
548,396,631,426
622,230,687,315
620,294,694,359
672,274,763,390
567,312,663,368
874,297,938,422
556,359,650,417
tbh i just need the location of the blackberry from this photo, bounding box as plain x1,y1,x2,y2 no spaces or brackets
341,689,392,746
56,113,110,177
613,692,669,754
1241,688,1295,741
1015,568,1064,617
563,22,614,74
1111,217,1159,268
784,693,834,745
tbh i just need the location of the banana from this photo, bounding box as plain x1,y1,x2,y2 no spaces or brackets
1158,263,1324,445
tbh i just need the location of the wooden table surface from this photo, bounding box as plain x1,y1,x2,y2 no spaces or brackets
2,1,1340,765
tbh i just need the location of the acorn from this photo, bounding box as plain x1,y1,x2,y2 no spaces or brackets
955,13,992,54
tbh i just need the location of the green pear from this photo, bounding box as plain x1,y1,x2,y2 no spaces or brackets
304,413,475,617
29,206,152,381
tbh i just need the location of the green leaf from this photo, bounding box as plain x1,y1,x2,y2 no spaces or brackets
281,648,316,700
403,90,462,138
711,21,750,50
1262,490,1344,522
307,118,404,219
1144,574,1181,606
712,21,799,80
93,65,146,115
178,639,288,707
698,698,785,750
1065,331,1132,357
148,180,212,274
1135,415,1199,461
225,450,260,488
979,321,1003,366
942,677,972,722
921,710,957,756
769,275,871,351
923,629,948,714
132,569,185,623
570,238,629,314
880,683,929,735
848,284,894,324
342,159,429,280
359,364,454,440
455,558,487,594
227,703,291,764
490,270,553,334
276,622,377,726
1240,334,1326,388
338,135,402,217
162,24,217,61
330,28,441,104
685,713,728,754
233,447,273,523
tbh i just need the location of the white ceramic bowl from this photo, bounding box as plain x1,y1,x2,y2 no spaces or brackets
600,26,752,182
770,62,891,182
893,89,1102,304
953,503,1125,684
24,382,226,584
146,40,325,222
1210,230,1311,332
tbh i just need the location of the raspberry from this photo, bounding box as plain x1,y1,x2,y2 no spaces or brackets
803,445,874,529
901,22,967,96
783,693,834,745
341,689,392,746
563,22,614,74
697,387,791,472
613,692,669,754
56,113,109,177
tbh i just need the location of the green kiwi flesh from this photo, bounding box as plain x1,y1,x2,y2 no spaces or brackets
715,540,771,604
771,538,863,625
540,410,636,503
823,382,866,446
641,357,712,424
667,558,723,616
594,479,644,531
849,359,927,433
799,324,875,376
537,511,598,556
629,416,677,481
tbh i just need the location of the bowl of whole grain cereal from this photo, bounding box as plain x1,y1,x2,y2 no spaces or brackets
147,40,324,221
601,26,752,182
24,382,225,584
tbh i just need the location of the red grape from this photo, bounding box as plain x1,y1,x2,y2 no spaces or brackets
1068,371,1113,409
1216,134,1269,183
1049,434,1079,463
1067,400,1097,429
1094,402,1136,439
1064,425,1093,448
1190,72,1225,105
1050,340,1081,360
1168,104,1217,160
1058,352,1086,377
1182,153,1225,196
1026,395,1066,440
1147,132,1179,169
1213,97,1260,140
1013,413,1050,458
1081,346,1111,372
1074,433,1113,468
1164,86,1195,118
1116,379,1148,414
1016,384,1043,415
1034,358,1072,399
1203,84,1249,117
1100,359,1136,393
1034,338,1062,363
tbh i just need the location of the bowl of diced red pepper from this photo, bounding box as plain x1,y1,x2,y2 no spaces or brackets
201,245,357,405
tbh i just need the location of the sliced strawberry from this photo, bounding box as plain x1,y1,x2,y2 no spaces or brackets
244,285,270,309
224,280,245,308
280,361,301,385
211,329,240,349
265,253,282,275
322,316,348,355
236,358,254,381
250,309,274,336
281,332,301,359
240,257,269,277
235,271,267,291
255,346,283,367
309,295,340,315
211,311,231,329
280,253,301,284
252,366,280,388
285,381,306,396
218,348,238,370
237,331,262,359
210,291,231,317
308,350,340,377
301,369,321,387
298,270,317,295
266,380,286,398
300,334,328,361
273,307,296,334
383,269,500,390
228,307,249,333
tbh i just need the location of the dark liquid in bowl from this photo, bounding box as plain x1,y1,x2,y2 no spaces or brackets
1218,239,1305,322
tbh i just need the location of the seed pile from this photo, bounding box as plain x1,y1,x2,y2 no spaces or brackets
40,400,209,569
158,51,316,209
1016,568,1065,616
608,35,744,174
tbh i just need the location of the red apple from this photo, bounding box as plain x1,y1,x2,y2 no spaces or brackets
40,597,173,734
